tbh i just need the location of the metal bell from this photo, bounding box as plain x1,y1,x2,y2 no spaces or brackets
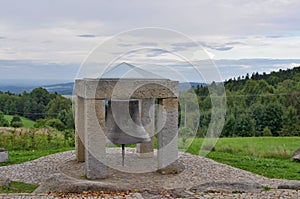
106,99,151,144
106,99,151,165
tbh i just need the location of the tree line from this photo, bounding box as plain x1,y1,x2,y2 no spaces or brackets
190,66,300,137
0,88,74,130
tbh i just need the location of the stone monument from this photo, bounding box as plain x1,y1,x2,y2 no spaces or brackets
74,78,179,179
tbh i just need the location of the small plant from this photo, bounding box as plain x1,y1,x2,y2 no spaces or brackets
263,186,271,191
232,190,244,194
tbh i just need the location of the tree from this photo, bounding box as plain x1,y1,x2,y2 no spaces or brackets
10,115,23,128
0,111,9,127
235,114,255,137
264,102,284,135
281,106,300,136
222,114,236,137
34,118,66,131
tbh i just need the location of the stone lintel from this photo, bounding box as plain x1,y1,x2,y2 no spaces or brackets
75,78,178,99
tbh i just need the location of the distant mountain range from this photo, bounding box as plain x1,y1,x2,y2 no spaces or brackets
0,81,206,95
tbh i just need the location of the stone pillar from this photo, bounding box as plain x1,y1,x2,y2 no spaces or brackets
157,98,179,174
137,98,155,158
75,96,85,162
85,99,107,179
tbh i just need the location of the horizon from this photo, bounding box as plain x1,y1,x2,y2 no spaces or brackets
1,63,299,88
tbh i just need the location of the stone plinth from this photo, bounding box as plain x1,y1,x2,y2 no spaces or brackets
75,78,179,179
0,149,8,163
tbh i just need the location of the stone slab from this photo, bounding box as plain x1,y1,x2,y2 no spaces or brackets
75,78,179,99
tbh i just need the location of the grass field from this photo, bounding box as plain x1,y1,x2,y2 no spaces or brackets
0,147,73,166
4,115,35,128
183,137,300,180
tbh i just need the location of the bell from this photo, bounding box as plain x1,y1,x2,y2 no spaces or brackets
106,99,151,165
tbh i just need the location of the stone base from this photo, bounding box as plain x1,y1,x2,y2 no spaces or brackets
157,162,180,174
0,150,8,163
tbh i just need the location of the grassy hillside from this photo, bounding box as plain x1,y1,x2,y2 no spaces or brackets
4,115,35,128
182,137,300,180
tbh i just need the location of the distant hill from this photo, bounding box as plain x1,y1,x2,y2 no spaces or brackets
0,85,34,94
42,82,74,95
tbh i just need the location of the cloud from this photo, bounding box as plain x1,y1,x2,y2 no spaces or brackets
145,49,168,57
138,42,158,46
1,1,300,83
77,34,97,38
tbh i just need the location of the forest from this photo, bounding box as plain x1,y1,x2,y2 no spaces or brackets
192,66,300,137
0,88,74,131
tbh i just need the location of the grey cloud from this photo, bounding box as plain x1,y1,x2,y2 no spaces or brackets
145,49,168,57
77,34,97,38
117,43,133,47
213,46,234,51
265,35,282,38
171,41,234,52
1,0,300,36
138,42,158,46
225,41,245,45
0,36,6,39
172,42,198,48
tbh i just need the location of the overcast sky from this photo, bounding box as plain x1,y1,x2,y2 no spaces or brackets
1,0,300,84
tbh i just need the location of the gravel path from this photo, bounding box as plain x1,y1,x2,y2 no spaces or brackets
0,149,299,198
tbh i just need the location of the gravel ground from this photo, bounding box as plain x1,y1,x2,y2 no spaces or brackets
0,149,299,199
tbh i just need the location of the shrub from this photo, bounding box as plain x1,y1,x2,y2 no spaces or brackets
34,118,66,131
263,127,272,136
0,127,74,150
10,115,23,128
0,111,9,127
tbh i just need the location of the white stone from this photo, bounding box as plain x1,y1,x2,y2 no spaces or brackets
0,150,8,163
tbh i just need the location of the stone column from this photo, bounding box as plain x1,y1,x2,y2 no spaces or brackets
157,98,179,174
75,96,85,162
85,99,107,179
137,98,155,158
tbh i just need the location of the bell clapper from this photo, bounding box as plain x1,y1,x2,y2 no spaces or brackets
122,144,125,166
